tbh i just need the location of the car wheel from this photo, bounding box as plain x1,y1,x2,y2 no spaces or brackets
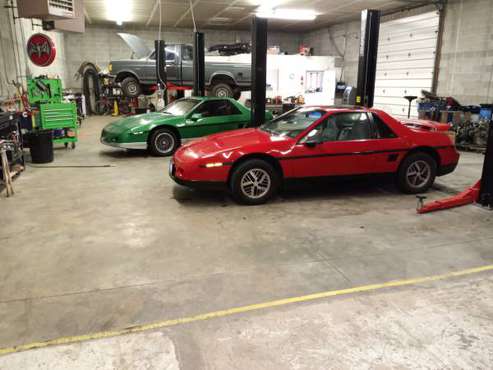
211,83,234,98
121,77,142,98
230,159,279,205
397,152,437,194
149,128,179,157
233,87,241,100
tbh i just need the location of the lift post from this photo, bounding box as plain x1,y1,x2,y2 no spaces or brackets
356,9,381,108
193,32,205,97
250,16,268,128
479,121,493,208
155,40,168,105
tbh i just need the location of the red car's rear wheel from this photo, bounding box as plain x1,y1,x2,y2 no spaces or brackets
397,152,437,194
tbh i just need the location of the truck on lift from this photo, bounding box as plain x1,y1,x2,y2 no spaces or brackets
108,33,252,100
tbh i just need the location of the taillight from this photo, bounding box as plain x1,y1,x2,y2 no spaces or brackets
446,130,456,144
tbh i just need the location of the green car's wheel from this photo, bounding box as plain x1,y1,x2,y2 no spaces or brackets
149,128,179,157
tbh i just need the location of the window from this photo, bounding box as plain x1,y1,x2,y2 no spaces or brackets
372,113,397,138
161,99,200,115
318,113,372,142
182,45,193,61
261,108,326,138
148,46,178,62
194,100,241,117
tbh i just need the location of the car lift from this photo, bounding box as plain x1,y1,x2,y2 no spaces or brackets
417,122,493,213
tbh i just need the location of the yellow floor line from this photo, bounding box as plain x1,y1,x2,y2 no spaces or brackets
1,264,492,357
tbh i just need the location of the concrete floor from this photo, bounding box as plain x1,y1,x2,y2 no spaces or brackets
1,115,492,368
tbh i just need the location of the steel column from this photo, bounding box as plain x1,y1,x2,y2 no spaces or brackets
193,32,205,97
356,9,381,108
155,40,168,105
250,16,268,127
479,121,493,208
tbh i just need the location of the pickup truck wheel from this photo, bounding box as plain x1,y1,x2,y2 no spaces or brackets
149,128,178,157
121,77,142,98
211,83,234,98
233,87,241,100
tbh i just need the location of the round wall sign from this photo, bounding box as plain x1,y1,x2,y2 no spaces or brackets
27,33,56,67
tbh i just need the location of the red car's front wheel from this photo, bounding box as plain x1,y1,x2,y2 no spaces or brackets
230,159,280,205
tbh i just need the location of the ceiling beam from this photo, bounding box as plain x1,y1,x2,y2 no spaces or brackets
174,0,201,28
146,0,160,27
209,0,242,20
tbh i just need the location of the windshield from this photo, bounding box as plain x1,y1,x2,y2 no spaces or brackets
162,99,201,116
261,108,326,138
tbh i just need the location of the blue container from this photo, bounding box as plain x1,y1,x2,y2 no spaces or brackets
480,107,492,120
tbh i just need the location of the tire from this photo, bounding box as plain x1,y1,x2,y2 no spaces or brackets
230,159,280,205
148,128,179,157
397,152,437,194
121,77,142,98
211,83,234,98
233,87,241,100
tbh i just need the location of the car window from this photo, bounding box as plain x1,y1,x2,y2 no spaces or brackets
261,108,326,138
162,99,200,115
148,46,178,62
372,113,397,138
319,113,371,142
194,100,241,117
182,45,193,61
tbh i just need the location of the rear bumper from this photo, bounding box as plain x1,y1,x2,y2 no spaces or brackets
437,162,458,176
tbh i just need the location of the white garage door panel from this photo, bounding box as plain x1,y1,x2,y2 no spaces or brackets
377,48,436,63
377,59,435,70
376,68,434,80
374,11,439,118
376,79,433,88
377,38,438,53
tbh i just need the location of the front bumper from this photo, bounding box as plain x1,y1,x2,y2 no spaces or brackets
100,136,147,150
169,159,226,190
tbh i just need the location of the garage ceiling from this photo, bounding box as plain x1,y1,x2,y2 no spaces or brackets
84,0,436,31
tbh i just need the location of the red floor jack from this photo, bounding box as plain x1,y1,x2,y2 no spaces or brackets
417,120,493,214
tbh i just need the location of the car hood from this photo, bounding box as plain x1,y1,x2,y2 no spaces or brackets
117,33,152,59
182,128,289,158
103,113,182,133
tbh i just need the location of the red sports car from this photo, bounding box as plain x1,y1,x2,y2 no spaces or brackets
170,106,459,205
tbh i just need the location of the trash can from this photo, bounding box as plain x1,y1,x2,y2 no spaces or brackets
29,130,53,164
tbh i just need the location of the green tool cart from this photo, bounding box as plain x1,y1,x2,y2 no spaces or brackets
27,77,79,149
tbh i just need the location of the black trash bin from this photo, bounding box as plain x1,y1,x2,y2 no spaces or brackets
29,130,54,164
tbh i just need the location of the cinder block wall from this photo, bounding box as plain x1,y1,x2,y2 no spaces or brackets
64,25,302,89
437,0,493,105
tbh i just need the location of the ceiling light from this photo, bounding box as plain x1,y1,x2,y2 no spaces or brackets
256,8,318,21
105,0,133,26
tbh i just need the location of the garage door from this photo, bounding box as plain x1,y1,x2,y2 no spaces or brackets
373,11,439,118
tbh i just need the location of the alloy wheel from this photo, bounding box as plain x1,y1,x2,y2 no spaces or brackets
240,168,271,199
155,132,175,154
406,160,431,189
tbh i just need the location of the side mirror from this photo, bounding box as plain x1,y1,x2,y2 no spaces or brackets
190,113,203,121
304,137,321,148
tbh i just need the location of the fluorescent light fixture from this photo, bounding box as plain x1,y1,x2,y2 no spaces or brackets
256,8,318,21
105,0,133,26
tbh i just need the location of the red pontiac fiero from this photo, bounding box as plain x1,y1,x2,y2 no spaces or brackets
170,106,459,205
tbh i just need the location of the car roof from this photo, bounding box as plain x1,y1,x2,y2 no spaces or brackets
185,96,236,102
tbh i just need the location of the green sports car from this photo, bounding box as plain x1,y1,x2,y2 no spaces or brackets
101,97,272,156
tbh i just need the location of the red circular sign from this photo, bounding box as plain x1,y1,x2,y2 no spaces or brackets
27,33,56,67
